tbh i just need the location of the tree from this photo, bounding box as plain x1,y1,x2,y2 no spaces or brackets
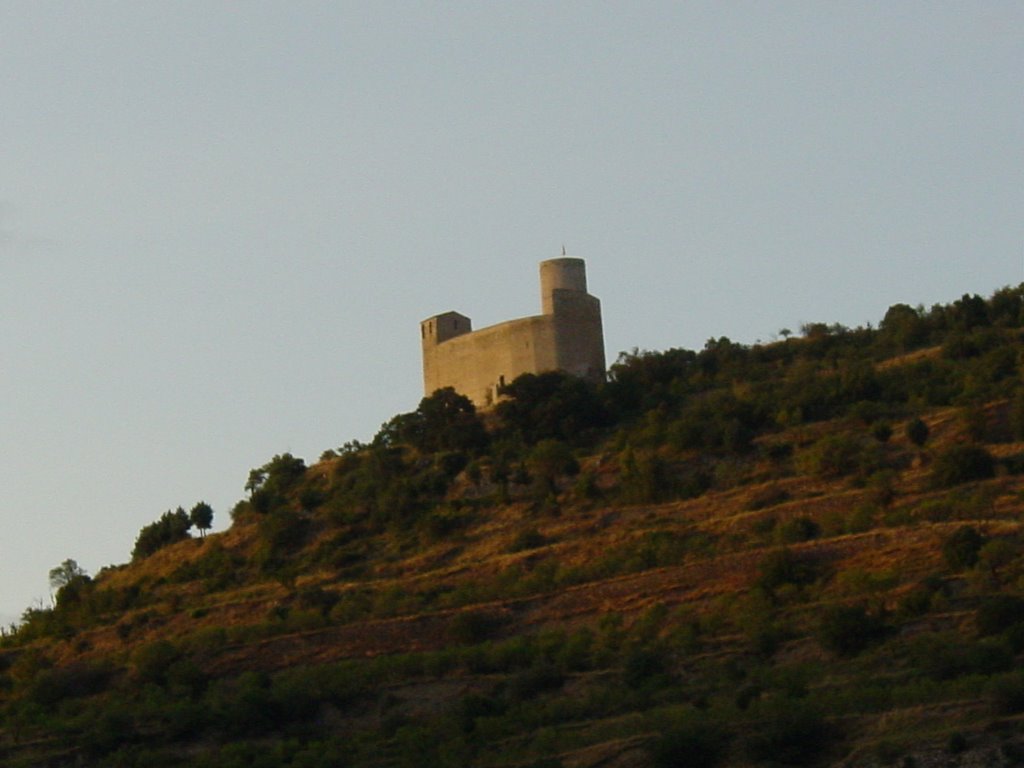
496,371,607,444
976,596,1024,636
48,559,92,610
376,387,488,454
247,453,306,496
951,293,990,331
190,502,214,538
930,445,996,489
905,417,929,447
132,508,193,561
246,453,307,514
48,559,87,591
527,439,579,495
880,303,926,352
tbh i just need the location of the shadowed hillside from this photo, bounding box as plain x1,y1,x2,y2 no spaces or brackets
2,286,1024,768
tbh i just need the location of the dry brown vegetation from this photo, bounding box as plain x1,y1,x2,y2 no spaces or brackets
3,287,1024,767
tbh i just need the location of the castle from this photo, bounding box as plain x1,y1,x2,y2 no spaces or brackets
421,256,606,408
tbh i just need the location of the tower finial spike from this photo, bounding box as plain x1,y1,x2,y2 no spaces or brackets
561,244,566,256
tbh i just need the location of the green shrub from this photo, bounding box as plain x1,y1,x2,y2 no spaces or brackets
623,646,669,689
799,433,879,478
29,660,113,705
777,516,820,544
132,640,180,687
896,584,936,618
991,670,1024,714
742,700,833,766
817,604,890,657
205,671,277,737
757,548,821,593
293,586,340,618
80,706,140,759
506,661,565,702
620,448,671,504
449,610,504,645
966,639,1014,676
942,526,986,570
976,595,1024,636
421,506,471,539
931,445,996,488
650,718,728,768
872,421,893,443
908,633,1013,680
132,508,192,560
947,732,968,755
1011,388,1024,441
558,627,596,672
906,417,930,447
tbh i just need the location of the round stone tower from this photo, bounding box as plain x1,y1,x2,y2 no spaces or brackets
540,257,588,315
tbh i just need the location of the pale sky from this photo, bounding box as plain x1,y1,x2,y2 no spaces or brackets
1,2,1021,621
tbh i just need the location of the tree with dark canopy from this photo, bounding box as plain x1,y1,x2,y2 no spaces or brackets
376,387,488,454
190,502,214,538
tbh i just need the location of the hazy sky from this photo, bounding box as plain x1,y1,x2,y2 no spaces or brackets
1,2,1021,621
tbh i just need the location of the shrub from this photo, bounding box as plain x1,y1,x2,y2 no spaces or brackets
757,548,821,593
991,670,1024,714
620,448,672,504
132,508,192,560
777,516,820,544
817,604,889,657
294,586,340,618
378,388,488,455
742,700,833,766
206,671,277,737
623,646,669,689
526,439,580,496
909,633,1013,680
976,595,1024,636
930,445,996,489
947,732,968,754
29,660,113,705
496,371,607,444
650,718,728,768
421,506,471,540
942,526,986,570
132,640,180,686
246,453,307,514
449,610,504,645
799,433,878,478
260,510,309,552
833,567,897,597
506,661,565,701
508,528,547,553
1011,388,1024,441
872,421,893,443
906,417,930,447
896,583,936,618
966,638,1014,676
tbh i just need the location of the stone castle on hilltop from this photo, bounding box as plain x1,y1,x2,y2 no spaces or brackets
421,256,606,408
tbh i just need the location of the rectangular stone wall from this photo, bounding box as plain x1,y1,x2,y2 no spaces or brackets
424,315,558,407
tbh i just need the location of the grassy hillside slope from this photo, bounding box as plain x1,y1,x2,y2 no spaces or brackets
2,287,1024,768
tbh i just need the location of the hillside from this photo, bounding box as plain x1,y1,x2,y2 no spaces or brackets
2,287,1024,768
